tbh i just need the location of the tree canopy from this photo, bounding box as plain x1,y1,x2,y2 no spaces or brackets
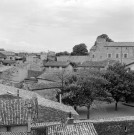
56,51,70,56
62,69,109,119
98,34,114,42
103,62,134,110
71,43,88,56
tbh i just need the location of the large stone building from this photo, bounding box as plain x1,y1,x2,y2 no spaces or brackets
89,36,134,64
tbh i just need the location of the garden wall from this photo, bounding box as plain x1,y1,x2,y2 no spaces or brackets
93,118,134,135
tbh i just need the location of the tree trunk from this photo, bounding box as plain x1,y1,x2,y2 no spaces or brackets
115,101,118,111
87,106,90,119
59,94,62,103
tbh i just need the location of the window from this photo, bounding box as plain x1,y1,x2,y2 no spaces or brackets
107,53,112,58
92,55,95,58
124,53,128,58
116,47,118,49
7,126,11,132
116,54,119,58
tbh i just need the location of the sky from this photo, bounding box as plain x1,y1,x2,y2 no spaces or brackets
0,0,134,53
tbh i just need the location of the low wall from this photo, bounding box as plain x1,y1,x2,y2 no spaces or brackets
93,118,134,135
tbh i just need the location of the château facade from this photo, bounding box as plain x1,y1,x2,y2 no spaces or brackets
89,36,134,64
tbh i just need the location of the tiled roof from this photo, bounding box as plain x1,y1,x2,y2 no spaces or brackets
0,51,15,56
0,84,78,116
0,132,27,135
38,71,66,82
29,82,61,90
44,61,70,67
0,66,12,72
78,60,117,68
105,42,134,47
32,122,97,135
0,98,38,126
2,60,16,64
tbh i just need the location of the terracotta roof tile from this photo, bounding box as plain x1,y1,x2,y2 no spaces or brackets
0,84,78,116
44,61,70,67
0,98,38,126
0,51,15,56
32,122,98,135
29,82,61,90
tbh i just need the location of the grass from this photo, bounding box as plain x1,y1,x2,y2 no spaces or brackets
77,101,134,120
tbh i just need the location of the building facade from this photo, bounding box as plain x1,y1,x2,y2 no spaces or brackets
89,37,134,64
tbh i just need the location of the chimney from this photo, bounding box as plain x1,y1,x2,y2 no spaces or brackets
66,112,74,125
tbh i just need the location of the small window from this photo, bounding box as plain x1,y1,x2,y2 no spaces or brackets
124,54,128,58
107,53,112,58
116,47,118,49
92,55,95,58
7,126,11,132
116,54,119,58
107,47,108,50
126,47,128,49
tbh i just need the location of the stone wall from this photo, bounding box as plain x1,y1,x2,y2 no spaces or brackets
94,120,134,135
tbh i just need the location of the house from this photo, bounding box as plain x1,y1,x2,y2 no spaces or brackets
0,97,38,133
2,60,16,66
0,84,79,123
77,60,117,70
0,51,16,61
43,61,73,72
31,118,98,135
89,35,134,64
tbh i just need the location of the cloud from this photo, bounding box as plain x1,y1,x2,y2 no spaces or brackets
0,0,133,52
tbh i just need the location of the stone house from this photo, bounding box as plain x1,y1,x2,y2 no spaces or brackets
43,61,73,72
89,36,134,64
0,51,16,61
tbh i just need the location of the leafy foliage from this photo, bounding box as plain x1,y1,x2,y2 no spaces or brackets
62,69,109,119
98,34,114,42
71,43,88,56
103,62,134,110
56,51,70,56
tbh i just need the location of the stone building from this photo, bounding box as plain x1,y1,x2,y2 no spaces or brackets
89,36,134,64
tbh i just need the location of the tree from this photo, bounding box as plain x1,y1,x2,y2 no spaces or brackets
62,69,109,119
56,51,70,56
98,34,114,42
54,70,71,103
71,43,88,56
103,62,134,110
